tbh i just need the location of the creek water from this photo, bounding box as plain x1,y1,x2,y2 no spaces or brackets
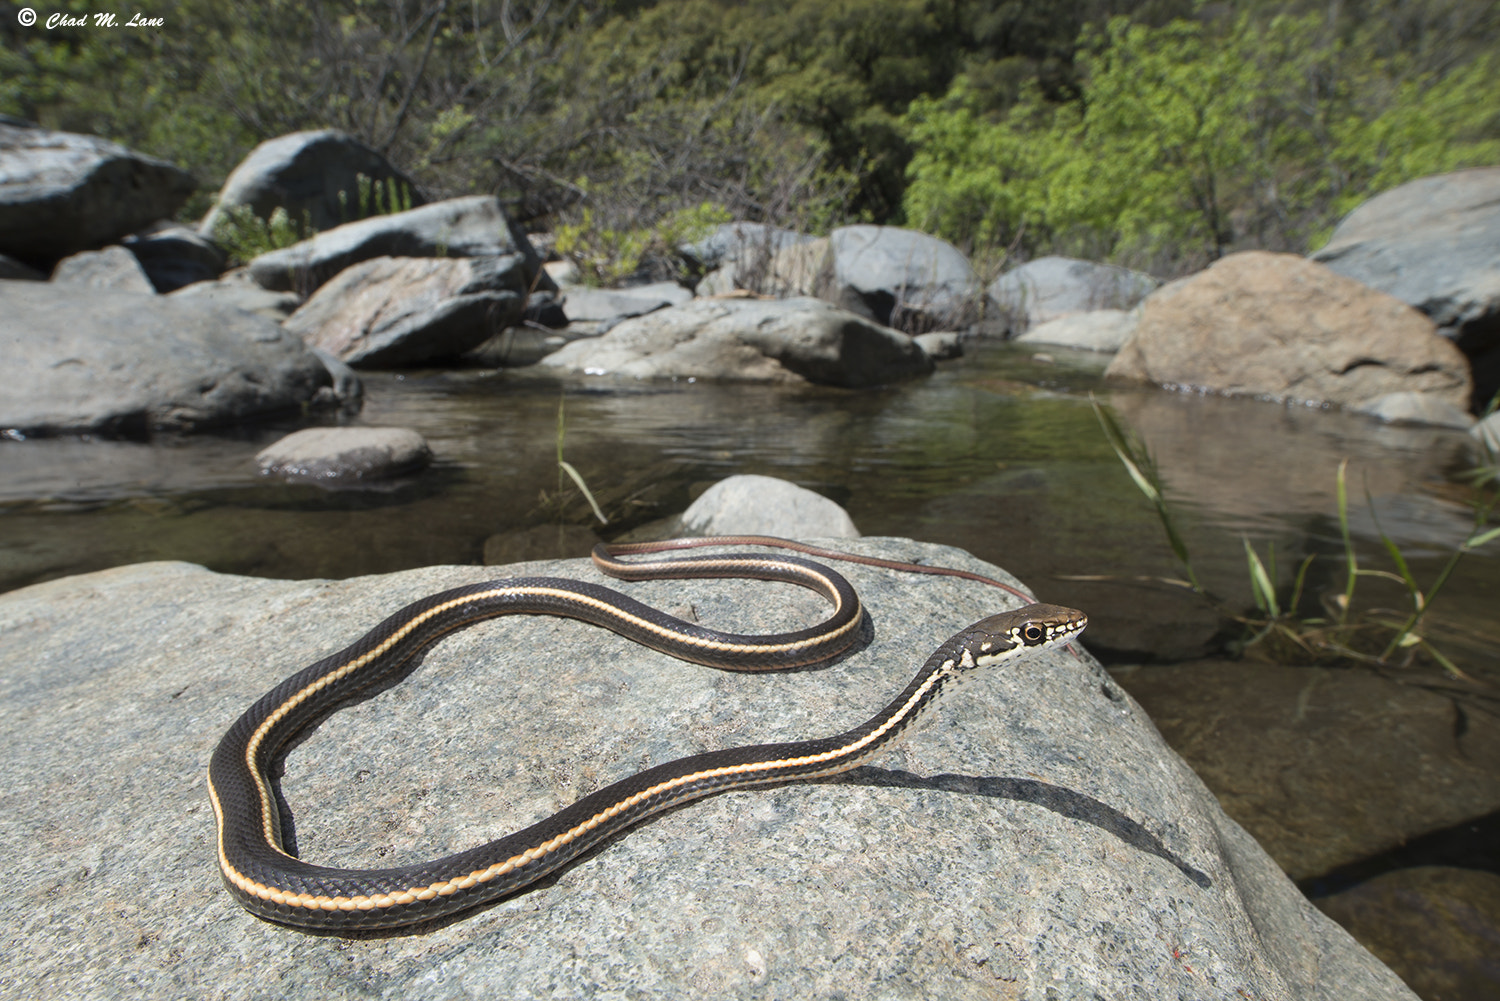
2,341,1496,993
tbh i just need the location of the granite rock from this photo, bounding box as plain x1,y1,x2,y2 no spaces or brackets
540,296,934,387
0,540,1415,999
1106,251,1472,410
282,255,527,368
0,121,195,265
256,426,431,484
247,195,547,296
198,129,425,239
0,280,330,434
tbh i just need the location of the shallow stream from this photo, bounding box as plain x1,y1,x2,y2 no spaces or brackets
3,342,1496,995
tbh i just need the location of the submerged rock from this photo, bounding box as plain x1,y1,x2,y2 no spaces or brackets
540,296,933,387
1106,251,1472,411
256,426,431,485
0,540,1415,998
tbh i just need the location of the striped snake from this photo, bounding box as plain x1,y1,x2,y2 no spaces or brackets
207,536,1087,930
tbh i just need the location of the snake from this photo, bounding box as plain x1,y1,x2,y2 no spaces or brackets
207,536,1087,930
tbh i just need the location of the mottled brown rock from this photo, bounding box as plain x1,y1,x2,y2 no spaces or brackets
283,255,526,367
1107,252,1472,410
1315,867,1500,1001
1113,659,1500,880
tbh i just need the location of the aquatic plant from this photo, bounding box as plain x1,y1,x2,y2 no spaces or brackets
1088,393,1499,677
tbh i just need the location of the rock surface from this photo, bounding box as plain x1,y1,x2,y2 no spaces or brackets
677,474,860,538
1312,166,1500,410
0,541,1415,999
561,281,693,328
990,257,1160,333
0,281,331,434
826,225,981,331
282,255,527,368
169,273,303,321
1016,308,1139,352
247,195,546,295
1106,251,1472,410
122,221,224,291
914,330,963,360
1352,391,1475,429
680,221,813,271
0,122,196,266
1311,167,1500,349
1472,411,1500,453
540,296,934,387
1113,659,1500,881
199,129,426,238
256,426,431,484
49,244,155,293
1313,867,1500,1001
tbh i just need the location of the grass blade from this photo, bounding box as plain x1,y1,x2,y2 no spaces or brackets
1243,537,1281,617
558,460,609,524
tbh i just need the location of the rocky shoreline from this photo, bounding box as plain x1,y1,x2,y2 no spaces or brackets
3,121,1497,997
4,122,1499,469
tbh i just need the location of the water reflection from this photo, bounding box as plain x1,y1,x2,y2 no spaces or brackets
0,343,1493,678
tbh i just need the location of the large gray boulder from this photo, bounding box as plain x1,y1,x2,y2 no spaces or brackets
679,221,813,271
678,474,859,538
560,280,693,329
0,541,1414,999
1015,308,1140,352
0,121,196,266
198,129,426,239
122,220,225,291
282,255,528,368
169,271,303,321
990,256,1160,333
539,296,934,387
825,225,981,332
1106,252,1472,411
49,244,156,293
247,195,547,295
1311,167,1500,408
1312,167,1500,345
0,280,331,434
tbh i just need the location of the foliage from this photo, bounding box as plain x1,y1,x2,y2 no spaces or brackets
210,205,307,267
555,200,732,286
1088,395,1500,676
2,0,1496,270
903,12,1500,270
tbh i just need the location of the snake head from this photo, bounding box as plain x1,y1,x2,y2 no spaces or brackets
956,602,1087,670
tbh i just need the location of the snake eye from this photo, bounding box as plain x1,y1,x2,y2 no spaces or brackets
1022,623,1046,644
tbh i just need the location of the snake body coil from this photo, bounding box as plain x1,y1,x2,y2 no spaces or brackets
207,539,1086,930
